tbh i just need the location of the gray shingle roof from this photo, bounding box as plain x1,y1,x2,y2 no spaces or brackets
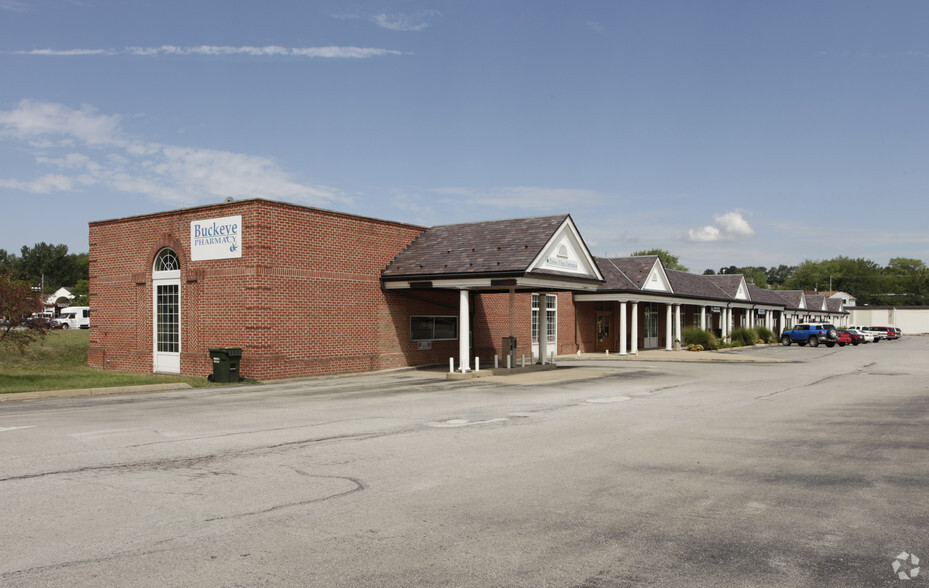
704,274,744,298
382,214,583,279
666,269,732,300
599,256,658,289
776,290,805,309
747,284,788,307
594,257,639,291
805,294,826,311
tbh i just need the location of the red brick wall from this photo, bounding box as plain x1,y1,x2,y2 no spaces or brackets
89,199,600,379
472,290,579,363
89,199,443,380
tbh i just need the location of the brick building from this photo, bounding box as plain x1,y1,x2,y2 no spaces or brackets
89,198,851,381
88,199,602,380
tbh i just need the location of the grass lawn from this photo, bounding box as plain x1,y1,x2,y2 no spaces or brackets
0,330,211,394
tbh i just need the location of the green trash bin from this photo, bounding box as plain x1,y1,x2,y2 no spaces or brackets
209,348,242,383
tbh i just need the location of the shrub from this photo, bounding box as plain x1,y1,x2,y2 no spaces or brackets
729,327,756,347
682,327,719,351
754,326,776,344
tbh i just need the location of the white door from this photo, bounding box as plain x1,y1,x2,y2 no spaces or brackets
644,302,659,349
152,248,181,374
153,280,181,373
531,294,557,360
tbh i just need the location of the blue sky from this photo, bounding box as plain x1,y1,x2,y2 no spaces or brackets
1,0,927,274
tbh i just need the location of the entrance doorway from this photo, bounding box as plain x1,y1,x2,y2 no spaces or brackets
531,294,557,360
153,248,181,374
595,311,612,352
643,302,659,349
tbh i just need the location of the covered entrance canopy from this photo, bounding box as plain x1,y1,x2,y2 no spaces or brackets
381,214,604,371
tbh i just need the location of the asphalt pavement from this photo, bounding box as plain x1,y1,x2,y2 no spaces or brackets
1,337,926,586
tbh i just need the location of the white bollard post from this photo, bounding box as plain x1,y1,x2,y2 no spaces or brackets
521,354,526,368
494,354,499,369
475,357,480,372
550,351,555,365
506,354,512,369
449,358,454,373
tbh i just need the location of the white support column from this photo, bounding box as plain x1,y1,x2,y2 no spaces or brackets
700,306,707,330
674,304,682,345
458,289,470,372
630,302,639,354
721,307,729,339
619,301,628,356
538,294,548,364
665,304,673,350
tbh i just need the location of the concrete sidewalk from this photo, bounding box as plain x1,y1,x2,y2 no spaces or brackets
565,346,791,363
0,346,787,401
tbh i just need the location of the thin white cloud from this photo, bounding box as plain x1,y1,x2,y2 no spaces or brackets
0,0,29,11
15,45,406,59
334,10,439,32
0,99,123,146
687,210,755,242
0,99,350,207
0,174,76,193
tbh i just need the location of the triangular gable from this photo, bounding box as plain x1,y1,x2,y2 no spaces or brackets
641,258,672,293
733,277,749,301
528,217,603,282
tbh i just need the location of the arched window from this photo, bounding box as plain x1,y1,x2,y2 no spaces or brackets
154,248,180,272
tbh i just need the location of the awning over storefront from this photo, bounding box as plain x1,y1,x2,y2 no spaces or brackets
381,214,603,291
381,214,603,372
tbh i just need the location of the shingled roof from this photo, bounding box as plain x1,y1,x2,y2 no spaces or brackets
600,256,659,289
776,290,805,310
704,274,745,298
747,284,789,307
594,257,639,291
666,269,732,300
381,214,601,284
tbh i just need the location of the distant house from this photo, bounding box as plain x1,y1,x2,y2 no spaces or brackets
807,290,857,309
44,287,74,316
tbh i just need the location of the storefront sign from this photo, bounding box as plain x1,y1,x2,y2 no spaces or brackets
191,215,242,261
711,306,721,313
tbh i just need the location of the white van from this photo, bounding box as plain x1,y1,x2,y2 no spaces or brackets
56,306,90,329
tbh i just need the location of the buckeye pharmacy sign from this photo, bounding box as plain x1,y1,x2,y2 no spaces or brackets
190,215,242,261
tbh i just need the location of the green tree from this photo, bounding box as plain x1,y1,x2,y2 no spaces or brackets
70,278,90,306
0,248,18,274
784,257,884,303
885,258,929,305
15,243,88,294
631,249,689,272
765,264,795,287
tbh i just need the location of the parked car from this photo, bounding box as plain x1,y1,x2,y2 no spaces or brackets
847,328,874,343
894,327,903,338
869,326,896,340
836,330,853,346
781,324,839,347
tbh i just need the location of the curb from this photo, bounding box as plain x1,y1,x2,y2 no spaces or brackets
0,382,194,402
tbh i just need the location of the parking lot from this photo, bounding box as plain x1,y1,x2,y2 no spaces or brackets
1,337,926,586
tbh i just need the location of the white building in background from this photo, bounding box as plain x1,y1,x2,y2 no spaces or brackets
43,287,74,316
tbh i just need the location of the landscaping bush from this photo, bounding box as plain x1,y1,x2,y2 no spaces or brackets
682,327,719,351
729,327,756,347
754,326,776,344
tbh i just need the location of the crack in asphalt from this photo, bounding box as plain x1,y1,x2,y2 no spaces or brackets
0,544,177,582
0,428,406,484
204,471,367,522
